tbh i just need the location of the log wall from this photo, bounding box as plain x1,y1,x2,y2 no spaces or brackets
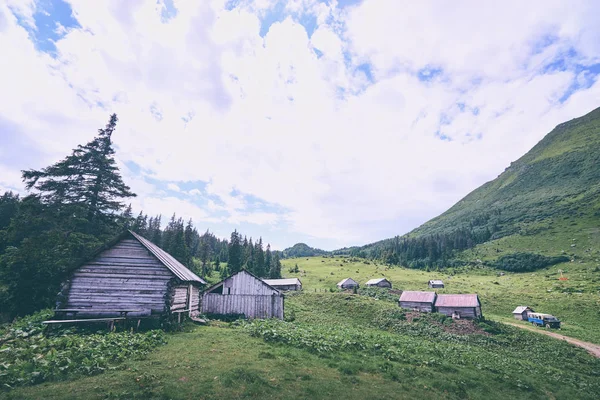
436,306,482,319
66,238,173,317
201,294,284,319
399,301,434,312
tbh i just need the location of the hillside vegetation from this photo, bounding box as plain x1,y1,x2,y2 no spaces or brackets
6,292,599,399
282,243,328,258
356,106,600,269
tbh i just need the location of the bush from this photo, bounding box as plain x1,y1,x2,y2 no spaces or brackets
493,252,569,272
0,310,166,389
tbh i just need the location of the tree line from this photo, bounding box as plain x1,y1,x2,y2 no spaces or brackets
0,114,279,319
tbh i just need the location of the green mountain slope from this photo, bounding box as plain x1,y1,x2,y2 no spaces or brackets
282,243,328,258
359,106,600,268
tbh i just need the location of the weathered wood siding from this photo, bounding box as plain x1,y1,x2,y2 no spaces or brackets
368,281,391,288
66,238,172,317
437,306,482,319
170,284,189,311
201,294,284,319
190,285,200,315
222,271,280,295
269,284,301,291
399,301,434,312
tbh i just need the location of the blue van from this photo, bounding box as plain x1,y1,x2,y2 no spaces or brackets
527,313,561,329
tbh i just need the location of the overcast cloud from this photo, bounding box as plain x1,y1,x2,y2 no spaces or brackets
1,0,599,250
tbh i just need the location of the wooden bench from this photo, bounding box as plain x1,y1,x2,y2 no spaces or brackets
42,317,126,331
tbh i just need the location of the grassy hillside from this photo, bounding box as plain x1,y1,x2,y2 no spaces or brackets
281,256,600,344
8,292,600,399
358,106,600,268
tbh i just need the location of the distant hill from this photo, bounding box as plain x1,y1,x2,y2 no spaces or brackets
282,243,329,258
357,106,600,270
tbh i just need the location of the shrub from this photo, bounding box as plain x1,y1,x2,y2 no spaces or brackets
493,253,569,272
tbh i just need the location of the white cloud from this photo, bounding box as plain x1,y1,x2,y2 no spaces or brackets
1,0,600,249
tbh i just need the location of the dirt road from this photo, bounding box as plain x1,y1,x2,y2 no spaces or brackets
506,322,600,358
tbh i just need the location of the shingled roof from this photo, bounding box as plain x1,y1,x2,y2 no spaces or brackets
399,291,437,303
129,230,206,284
435,294,480,307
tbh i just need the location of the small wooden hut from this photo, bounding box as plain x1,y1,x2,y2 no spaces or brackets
435,294,482,319
365,278,392,288
263,278,302,291
428,280,444,288
58,230,206,319
201,270,284,319
512,306,534,320
399,291,437,312
337,277,359,290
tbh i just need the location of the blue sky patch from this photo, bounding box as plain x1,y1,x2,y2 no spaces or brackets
298,12,317,37
259,1,286,37
418,66,443,82
159,0,178,23
356,63,374,83
11,0,80,56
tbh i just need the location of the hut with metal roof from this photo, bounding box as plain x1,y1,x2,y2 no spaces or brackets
365,278,392,288
57,230,206,319
428,279,444,288
399,291,437,312
262,278,302,291
435,294,482,319
202,270,284,319
512,306,534,320
337,277,359,290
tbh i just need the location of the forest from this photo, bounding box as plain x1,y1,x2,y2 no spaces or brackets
0,114,281,320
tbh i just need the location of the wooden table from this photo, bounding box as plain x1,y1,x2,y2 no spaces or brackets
52,309,144,331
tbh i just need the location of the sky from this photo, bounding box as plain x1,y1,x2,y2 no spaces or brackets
1,0,600,251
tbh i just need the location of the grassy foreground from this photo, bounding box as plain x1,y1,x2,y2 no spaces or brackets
6,292,600,399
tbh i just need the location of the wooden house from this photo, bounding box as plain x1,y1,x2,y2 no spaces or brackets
365,278,392,288
435,294,482,319
512,306,534,320
399,291,437,312
428,279,444,288
263,278,302,291
58,230,206,319
337,277,359,290
201,270,284,319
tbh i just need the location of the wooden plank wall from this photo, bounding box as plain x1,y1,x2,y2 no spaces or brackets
221,270,280,295
201,294,284,319
190,285,200,315
437,306,481,319
399,301,434,312
66,238,173,316
170,284,189,311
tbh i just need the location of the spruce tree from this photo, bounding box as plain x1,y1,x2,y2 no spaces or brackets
270,252,282,278
264,244,272,278
254,238,265,277
228,230,242,274
22,114,135,233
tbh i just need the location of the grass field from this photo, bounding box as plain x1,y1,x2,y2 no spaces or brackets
6,292,600,399
281,242,600,344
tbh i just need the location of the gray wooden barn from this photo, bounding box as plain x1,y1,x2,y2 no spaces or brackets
263,278,302,291
512,306,534,320
201,270,284,319
428,279,444,288
435,294,482,319
399,291,437,312
57,230,206,319
365,278,392,288
337,277,359,290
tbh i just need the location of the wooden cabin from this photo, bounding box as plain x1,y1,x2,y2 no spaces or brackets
428,279,444,288
337,277,359,290
399,291,437,312
263,278,302,291
435,294,482,319
57,230,206,319
201,270,284,319
512,306,534,320
365,278,392,288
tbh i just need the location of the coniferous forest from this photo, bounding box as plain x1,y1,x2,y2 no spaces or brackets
0,115,281,320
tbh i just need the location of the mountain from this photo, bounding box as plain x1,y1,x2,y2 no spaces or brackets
282,243,329,258
357,106,600,269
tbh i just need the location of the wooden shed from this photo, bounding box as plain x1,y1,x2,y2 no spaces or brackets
263,278,302,291
201,270,284,319
365,278,392,288
58,230,206,318
512,306,534,320
435,294,482,319
399,291,437,312
428,280,444,288
337,277,359,290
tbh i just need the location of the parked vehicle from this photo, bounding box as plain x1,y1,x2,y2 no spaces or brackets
527,313,561,329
